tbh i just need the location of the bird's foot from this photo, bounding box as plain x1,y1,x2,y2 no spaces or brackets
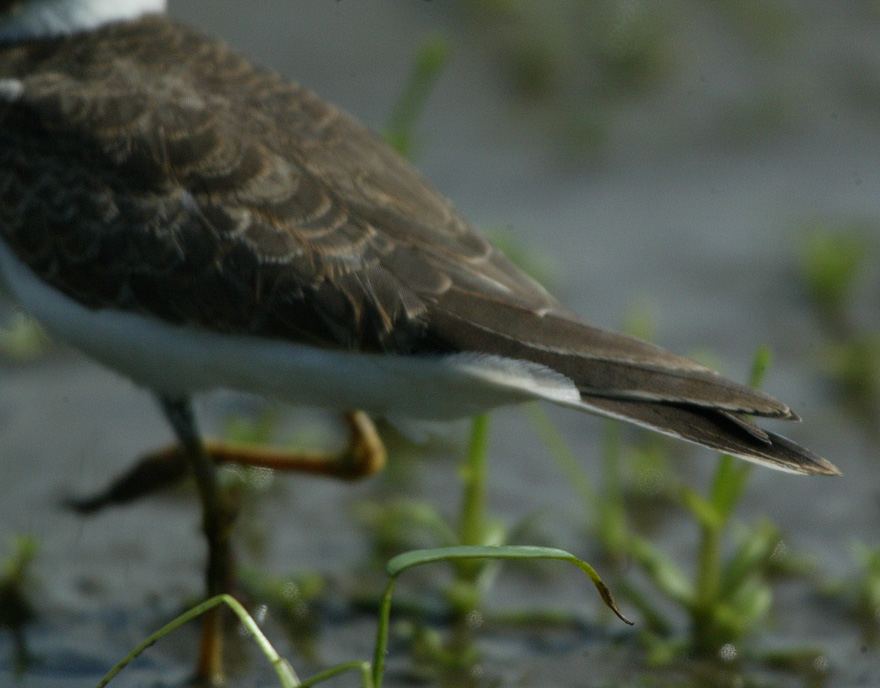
64,411,386,514
64,445,189,513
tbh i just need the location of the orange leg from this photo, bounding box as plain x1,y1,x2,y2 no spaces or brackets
202,411,386,479
67,411,386,512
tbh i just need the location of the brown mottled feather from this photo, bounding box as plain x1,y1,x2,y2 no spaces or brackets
0,17,837,475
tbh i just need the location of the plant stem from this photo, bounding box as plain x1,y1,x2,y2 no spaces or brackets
371,579,397,688
459,414,490,550
691,347,771,652
692,503,723,651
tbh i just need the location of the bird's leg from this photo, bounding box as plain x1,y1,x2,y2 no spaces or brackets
67,411,386,513
202,411,386,479
158,395,234,688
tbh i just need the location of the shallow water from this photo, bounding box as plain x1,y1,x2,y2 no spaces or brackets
1,2,879,686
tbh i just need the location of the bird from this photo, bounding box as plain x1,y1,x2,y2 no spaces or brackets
0,0,839,684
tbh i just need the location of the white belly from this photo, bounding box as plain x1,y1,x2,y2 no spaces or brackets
0,238,581,419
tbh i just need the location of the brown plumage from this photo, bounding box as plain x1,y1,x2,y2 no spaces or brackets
0,16,839,476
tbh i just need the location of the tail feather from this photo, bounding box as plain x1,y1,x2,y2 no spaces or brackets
718,410,771,445
425,296,838,475
429,300,797,419
580,395,840,476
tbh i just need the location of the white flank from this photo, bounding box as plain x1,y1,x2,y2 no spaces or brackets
0,238,582,420
0,0,166,41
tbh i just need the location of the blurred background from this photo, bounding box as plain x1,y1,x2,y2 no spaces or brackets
0,2,878,686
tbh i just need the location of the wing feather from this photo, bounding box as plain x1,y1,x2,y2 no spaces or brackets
579,396,839,476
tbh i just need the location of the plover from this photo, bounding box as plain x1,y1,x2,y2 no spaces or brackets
0,0,839,683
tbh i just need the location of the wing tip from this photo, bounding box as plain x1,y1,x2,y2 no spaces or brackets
758,432,840,477
579,394,837,477
798,455,842,477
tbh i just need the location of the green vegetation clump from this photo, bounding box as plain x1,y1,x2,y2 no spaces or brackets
798,222,880,646
536,345,827,679
797,220,880,434
798,223,872,330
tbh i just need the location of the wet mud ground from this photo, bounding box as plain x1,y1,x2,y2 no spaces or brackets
1,2,879,686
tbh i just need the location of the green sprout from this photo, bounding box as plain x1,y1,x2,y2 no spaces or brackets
542,346,811,663
850,544,880,631
95,545,627,688
356,415,572,679
797,223,871,333
796,221,880,434
237,567,327,664
589,1,673,97
503,31,560,100
625,348,793,660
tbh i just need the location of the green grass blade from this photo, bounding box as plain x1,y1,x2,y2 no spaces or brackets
299,661,373,688
386,545,631,624
94,594,300,688
708,455,751,521
680,487,721,530
385,34,449,157
371,544,629,687
372,579,397,687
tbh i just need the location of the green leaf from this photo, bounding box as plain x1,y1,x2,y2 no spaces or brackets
721,577,773,634
372,545,630,687
720,522,779,597
526,404,596,505
680,487,721,530
459,415,491,548
359,499,459,549
95,595,301,688
629,538,694,608
385,545,631,625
